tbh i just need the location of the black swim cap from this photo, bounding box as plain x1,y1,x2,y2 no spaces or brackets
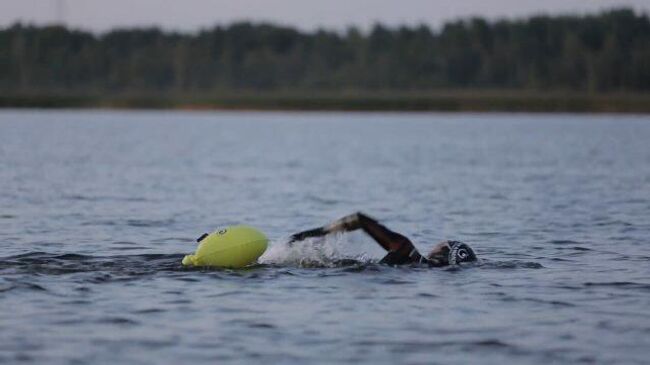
447,241,477,265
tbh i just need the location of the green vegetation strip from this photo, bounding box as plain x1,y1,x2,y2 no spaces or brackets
1,9,649,98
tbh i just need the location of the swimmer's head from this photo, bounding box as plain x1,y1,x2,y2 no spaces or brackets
426,240,476,265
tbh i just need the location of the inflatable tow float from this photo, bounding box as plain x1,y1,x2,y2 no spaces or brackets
182,225,268,269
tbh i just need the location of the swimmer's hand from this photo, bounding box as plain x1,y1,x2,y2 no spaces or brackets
289,227,327,243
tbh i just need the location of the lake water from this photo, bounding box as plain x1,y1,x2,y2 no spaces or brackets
0,110,649,364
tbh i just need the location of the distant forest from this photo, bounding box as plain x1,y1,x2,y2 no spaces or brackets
1,8,649,94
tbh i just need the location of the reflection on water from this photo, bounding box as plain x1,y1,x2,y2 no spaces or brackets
0,110,649,364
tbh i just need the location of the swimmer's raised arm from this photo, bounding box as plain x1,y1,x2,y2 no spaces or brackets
289,212,363,242
289,212,416,255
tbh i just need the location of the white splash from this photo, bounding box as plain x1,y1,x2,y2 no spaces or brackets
259,233,376,267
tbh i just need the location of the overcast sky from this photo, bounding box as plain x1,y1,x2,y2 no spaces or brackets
1,0,648,32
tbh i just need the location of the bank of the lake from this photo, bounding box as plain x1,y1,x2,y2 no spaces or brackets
1,91,649,113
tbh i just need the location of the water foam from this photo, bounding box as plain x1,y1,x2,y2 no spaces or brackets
259,234,372,267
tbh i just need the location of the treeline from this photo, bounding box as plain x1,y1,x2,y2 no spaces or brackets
1,8,649,94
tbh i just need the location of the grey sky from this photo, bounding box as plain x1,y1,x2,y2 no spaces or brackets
1,0,648,32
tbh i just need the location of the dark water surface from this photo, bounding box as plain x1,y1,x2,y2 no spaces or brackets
1,110,649,364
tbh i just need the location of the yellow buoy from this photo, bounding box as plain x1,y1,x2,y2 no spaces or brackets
182,225,268,268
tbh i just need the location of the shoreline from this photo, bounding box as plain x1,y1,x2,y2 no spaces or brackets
1,92,649,113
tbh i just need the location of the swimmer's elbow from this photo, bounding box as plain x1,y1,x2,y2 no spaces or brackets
354,211,371,220
355,212,379,224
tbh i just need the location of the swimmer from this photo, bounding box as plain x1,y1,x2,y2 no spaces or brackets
289,212,477,266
